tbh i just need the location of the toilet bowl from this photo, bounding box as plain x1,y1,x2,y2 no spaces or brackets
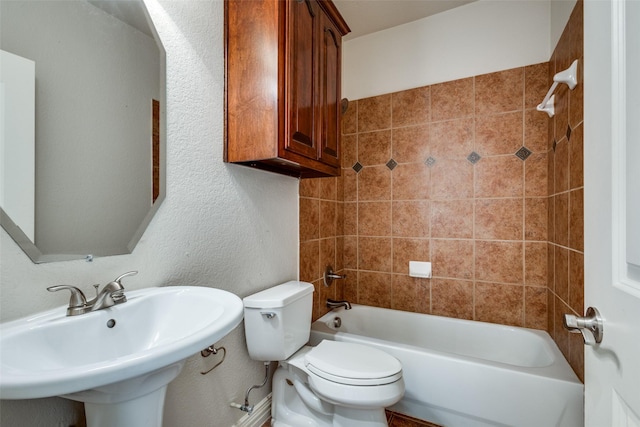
272,347,403,427
243,281,405,426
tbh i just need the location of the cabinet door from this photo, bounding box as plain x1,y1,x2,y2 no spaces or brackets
317,10,341,168
285,0,318,160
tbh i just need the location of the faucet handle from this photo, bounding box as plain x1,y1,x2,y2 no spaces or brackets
323,266,346,287
47,285,87,307
47,285,89,316
113,271,138,285
104,271,137,304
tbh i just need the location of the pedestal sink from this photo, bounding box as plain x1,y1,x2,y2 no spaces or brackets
0,286,244,427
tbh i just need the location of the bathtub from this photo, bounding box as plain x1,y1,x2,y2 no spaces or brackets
309,305,583,427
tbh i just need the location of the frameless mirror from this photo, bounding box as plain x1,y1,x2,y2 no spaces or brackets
0,0,165,263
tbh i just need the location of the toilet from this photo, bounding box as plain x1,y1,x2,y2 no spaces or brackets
243,281,404,427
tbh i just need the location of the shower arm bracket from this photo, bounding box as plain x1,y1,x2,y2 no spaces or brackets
536,59,578,118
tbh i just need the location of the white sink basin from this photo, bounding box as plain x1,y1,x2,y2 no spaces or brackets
0,286,243,426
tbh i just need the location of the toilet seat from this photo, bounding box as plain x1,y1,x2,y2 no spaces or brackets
305,341,402,386
282,342,405,410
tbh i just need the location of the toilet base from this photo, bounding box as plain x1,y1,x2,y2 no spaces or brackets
271,366,388,427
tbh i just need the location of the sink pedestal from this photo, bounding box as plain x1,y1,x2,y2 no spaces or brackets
84,387,166,427
62,362,185,427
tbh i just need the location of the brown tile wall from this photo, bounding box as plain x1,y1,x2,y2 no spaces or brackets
299,0,584,381
301,61,549,323
300,177,345,320
546,1,584,381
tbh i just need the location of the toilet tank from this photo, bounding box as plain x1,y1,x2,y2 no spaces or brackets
243,281,314,361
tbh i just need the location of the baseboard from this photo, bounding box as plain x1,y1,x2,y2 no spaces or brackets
232,394,272,427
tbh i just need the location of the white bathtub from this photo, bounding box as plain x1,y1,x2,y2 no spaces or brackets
309,305,583,427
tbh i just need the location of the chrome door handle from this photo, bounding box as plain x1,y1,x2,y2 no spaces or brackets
563,306,603,346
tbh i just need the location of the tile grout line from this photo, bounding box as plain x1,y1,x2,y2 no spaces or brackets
471,74,477,321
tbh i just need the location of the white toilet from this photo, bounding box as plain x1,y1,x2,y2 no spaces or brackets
243,281,404,427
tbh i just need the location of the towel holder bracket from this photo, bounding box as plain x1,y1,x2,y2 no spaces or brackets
537,59,578,117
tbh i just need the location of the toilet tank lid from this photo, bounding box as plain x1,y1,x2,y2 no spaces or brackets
243,281,314,309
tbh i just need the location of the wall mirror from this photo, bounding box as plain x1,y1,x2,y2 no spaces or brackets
0,0,166,263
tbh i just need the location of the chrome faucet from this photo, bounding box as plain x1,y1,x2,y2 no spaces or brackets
47,271,137,316
326,299,352,310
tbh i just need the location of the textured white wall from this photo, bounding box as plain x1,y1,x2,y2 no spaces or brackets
342,0,552,100
0,1,299,426
550,0,578,51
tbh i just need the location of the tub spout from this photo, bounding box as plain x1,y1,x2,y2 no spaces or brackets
326,299,352,310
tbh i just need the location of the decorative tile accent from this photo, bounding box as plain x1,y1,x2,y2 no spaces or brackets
352,162,363,173
386,159,398,170
425,156,437,168
566,125,572,141
515,146,532,161
467,151,481,165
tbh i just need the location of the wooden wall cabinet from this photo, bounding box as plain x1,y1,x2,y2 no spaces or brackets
224,0,350,178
